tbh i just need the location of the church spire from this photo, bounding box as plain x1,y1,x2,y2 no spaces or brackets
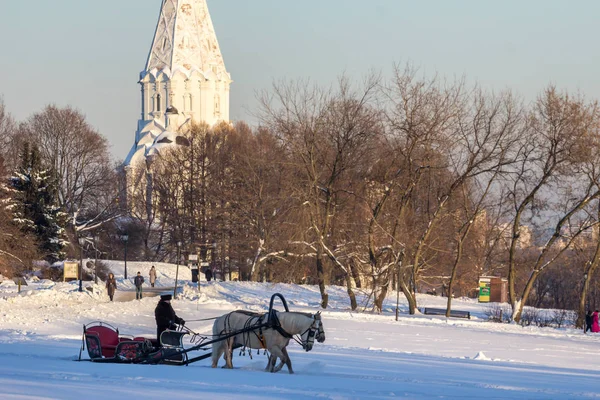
124,0,232,170
145,0,229,79
122,0,232,212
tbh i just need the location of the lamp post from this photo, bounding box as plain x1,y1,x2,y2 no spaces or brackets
212,240,217,281
584,272,589,310
78,237,85,292
174,241,182,298
579,270,591,329
94,235,100,284
121,234,129,279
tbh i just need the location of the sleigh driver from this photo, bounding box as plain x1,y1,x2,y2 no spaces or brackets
154,293,185,345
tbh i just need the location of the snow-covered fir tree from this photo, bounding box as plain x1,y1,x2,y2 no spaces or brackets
10,143,68,263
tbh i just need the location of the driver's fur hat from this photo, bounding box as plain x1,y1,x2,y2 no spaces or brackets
160,293,172,301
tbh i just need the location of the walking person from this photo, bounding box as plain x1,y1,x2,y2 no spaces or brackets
204,267,213,282
134,271,145,300
106,273,117,302
585,311,593,333
149,265,157,288
592,310,600,333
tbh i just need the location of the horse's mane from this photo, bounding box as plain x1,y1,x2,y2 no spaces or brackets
277,311,315,333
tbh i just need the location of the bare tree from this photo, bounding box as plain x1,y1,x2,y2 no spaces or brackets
578,202,600,327
226,123,294,281
444,90,524,315
370,66,466,314
505,87,600,321
0,98,19,170
260,75,381,309
23,105,118,235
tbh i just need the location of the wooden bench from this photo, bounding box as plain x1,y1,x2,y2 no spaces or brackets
423,308,470,319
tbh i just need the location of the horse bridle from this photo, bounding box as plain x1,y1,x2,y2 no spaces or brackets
315,313,325,343
295,312,321,352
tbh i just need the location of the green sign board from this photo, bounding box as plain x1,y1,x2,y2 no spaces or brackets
478,279,491,303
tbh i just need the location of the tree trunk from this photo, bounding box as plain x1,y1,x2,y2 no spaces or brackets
399,278,417,315
374,285,389,313
577,272,591,329
346,272,357,311
316,250,328,309
446,235,466,317
514,269,541,322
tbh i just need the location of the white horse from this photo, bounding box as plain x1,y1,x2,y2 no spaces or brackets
211,310,324,373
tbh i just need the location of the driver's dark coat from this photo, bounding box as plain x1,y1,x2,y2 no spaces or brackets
154,300,183,341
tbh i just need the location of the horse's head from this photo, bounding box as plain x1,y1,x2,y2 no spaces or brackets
315,311,326,343
299,312,324,352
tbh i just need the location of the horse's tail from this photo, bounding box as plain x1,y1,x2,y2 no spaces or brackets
211,316,222,366
211,312,234,366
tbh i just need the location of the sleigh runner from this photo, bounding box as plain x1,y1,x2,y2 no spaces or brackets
78,293,325,372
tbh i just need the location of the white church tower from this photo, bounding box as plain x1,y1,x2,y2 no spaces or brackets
124,0,231,169
122,0,231,210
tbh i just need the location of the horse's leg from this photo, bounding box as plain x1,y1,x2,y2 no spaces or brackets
265,354,277,372
273,357,286,373
269,346,286,373
265,354,276,372
224,337,234,369
282,347,294,374
211,341,223,368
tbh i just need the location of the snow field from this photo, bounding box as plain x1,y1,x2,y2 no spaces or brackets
1,261,599,399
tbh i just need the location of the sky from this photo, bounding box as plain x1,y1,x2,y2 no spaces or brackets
1,0,600,160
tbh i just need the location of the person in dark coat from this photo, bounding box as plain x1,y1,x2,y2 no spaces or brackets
204,267,213,282
106,273,117,301
134,271,145,300
585,311,593,333
154,293,185,344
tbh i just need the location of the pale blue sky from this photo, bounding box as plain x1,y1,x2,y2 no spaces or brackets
1,1,599,160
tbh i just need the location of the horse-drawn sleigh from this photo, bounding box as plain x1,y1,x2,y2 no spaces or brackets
77,293,325,373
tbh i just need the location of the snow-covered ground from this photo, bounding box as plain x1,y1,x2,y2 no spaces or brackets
1,261,599,399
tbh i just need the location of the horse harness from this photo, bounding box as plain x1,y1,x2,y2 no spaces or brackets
267,310,321,351
222,310,321,355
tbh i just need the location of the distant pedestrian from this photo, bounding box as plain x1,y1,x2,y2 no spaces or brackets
106,273,117,301
149,266,157,288
585,311,593,333
134,271,145,300
204,267,213,282
592,310,600,333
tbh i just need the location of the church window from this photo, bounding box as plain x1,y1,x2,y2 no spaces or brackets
162,38,168,51
188,94,193,111
214,94,220,116
156,94,162,112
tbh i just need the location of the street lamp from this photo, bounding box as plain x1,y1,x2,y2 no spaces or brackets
212,240,217,281
121,234,129,279
78,237,85,292
584,272,589,310
94,235,100,284
174,241,182,299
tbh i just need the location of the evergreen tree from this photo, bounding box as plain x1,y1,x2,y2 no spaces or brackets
0,152,40,277
11,143,68,263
